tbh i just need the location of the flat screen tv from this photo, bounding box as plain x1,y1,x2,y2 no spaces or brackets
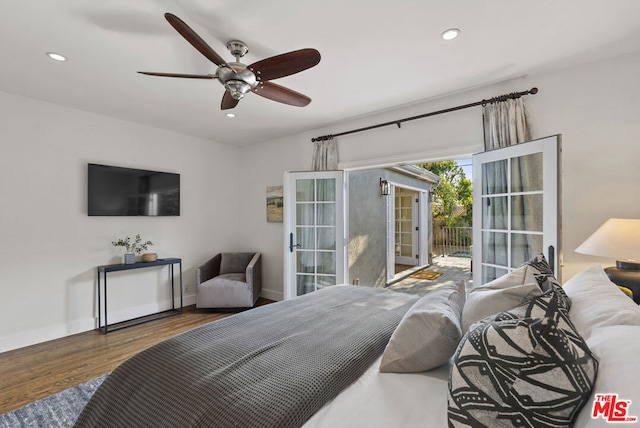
88,163,180,216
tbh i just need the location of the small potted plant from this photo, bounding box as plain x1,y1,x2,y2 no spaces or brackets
112,234,153,264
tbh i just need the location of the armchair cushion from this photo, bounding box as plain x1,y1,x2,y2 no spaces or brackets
220,252,256,275
196,252,262,309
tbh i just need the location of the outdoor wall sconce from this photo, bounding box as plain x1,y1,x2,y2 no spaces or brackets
380,178,390,196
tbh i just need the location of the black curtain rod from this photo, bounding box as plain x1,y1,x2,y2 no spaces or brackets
311,87,538,142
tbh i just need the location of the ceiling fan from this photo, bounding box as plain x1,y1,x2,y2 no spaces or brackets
138,13,321,110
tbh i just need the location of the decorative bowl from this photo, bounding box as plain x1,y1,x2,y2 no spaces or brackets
141,253,158,262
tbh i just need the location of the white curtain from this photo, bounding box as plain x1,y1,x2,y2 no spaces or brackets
312,139,338,171
483,97,531,150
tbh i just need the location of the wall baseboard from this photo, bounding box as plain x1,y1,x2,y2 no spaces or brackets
0,294,197,354
260,288,283,301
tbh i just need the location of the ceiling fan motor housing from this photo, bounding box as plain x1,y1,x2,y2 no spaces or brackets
217,63,258,100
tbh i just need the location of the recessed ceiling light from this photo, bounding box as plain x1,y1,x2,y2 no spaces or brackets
226,113,236,118
441,28,460,41
46,52,68,62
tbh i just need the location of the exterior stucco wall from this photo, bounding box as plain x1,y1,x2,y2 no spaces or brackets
347,168,436,287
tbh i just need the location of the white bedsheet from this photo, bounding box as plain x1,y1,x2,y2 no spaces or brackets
304,357,450,427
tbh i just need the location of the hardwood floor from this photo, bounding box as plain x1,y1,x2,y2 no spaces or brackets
0,299,273,415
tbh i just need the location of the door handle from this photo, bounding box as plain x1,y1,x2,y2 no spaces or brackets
548,245,555,274
289,233,301,253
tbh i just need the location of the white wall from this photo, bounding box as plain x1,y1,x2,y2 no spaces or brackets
0,92,242,352
239,51,640,297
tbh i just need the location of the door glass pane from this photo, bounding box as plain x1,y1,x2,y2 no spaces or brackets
482,196,508,229
296,179,314,201
317,227,335,250
296,251,314,273
482,231,508,266
316,179,335,202
297,227,315,250
317,275,336,289
511,195,543,232
511,153,543,192
317,252,336,275
400,232,411,246
482,266,508,283
511,233,543,267
296,275,314,296
317,203,335,226
296,204,314,225
482,159,508,195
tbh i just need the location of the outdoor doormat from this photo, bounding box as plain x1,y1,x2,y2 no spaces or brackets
409,270,443,280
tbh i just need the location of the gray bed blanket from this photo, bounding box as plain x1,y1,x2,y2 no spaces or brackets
74,285,418,428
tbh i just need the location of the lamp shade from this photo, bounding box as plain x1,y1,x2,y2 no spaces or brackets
575,218,640,261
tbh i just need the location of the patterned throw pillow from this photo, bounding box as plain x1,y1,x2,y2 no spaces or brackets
448,288,598,427
522,253,562,294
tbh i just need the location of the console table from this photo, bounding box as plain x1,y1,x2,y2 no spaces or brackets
97,258,183,333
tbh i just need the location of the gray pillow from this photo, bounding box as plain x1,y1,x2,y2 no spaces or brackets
379,281,465,373
461,264,543,333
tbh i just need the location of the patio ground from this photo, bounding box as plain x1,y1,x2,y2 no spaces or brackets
387,255,472,297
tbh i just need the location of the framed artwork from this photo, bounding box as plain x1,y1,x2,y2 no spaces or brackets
266,186,283,222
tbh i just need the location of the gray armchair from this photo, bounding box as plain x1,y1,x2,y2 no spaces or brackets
196,252,262,309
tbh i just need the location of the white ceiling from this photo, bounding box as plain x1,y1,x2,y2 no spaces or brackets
2,1,640,146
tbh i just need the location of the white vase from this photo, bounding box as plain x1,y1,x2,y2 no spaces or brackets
124,253,136,264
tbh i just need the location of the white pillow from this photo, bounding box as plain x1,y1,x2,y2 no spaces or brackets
461,264,542,333
380,281,465,373
574,325,640,427
563,265,640,340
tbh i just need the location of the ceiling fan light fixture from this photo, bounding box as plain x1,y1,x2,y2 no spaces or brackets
225,80,253,100
441,28,460,41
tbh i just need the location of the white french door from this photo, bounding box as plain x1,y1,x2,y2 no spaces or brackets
385,184,429,282
283,171,346,299
395,188,419,266
472,135,560,285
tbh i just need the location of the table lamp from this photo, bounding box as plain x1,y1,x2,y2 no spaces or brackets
575,218,640,303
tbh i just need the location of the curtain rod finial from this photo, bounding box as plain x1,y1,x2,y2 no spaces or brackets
530,87,538,95
311,135,334,142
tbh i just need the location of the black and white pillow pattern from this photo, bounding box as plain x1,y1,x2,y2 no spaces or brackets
448,286,598,428
523,253,562,294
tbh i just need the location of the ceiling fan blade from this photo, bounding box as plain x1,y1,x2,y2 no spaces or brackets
164,13,227,66
248,48,320,81
221,91,240,110
252,81,311,107
138,71,215,79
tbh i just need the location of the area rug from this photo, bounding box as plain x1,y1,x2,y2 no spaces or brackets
409,270,443,280
0,375,106,428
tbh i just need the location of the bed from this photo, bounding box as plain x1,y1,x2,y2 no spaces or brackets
74,258,640,428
